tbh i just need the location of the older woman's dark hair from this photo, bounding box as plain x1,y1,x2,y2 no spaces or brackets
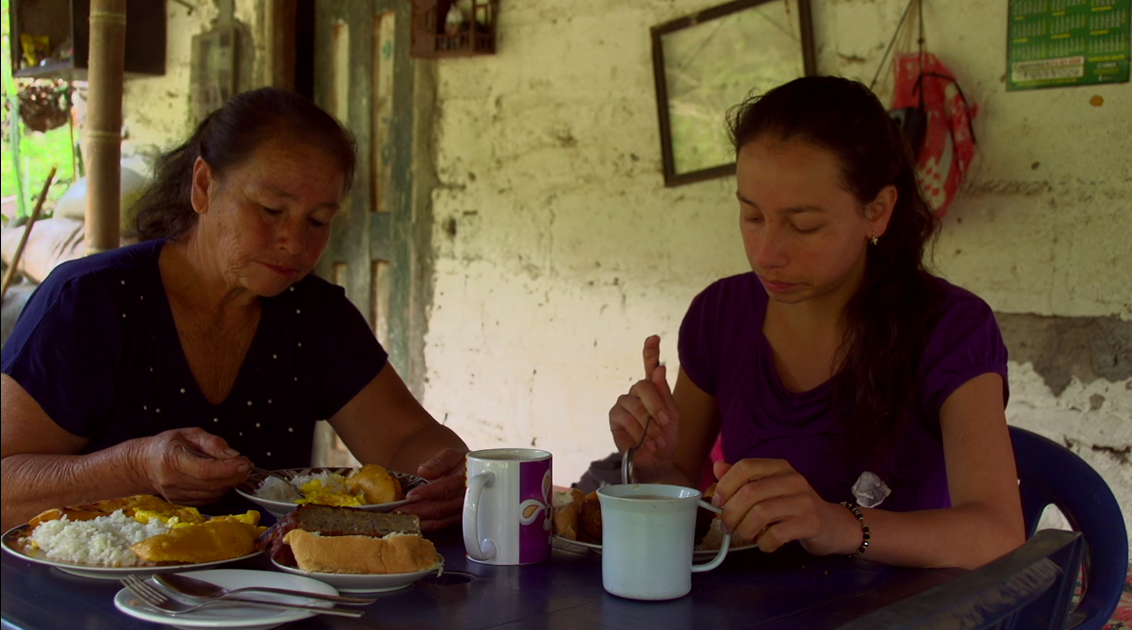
133,87,357,240
728,76,944,466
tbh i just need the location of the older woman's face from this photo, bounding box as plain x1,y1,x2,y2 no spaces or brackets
191,137,345,297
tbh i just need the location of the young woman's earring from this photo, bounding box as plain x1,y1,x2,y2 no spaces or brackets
870,235,879,246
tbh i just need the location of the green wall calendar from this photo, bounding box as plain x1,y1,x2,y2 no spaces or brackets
1008,0,1130,90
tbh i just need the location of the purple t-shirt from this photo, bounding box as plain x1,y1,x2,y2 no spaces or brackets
1,238,386,483
678,273,1008,512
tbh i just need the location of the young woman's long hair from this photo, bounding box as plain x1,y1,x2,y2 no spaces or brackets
728,76,943,464
133,87,357,241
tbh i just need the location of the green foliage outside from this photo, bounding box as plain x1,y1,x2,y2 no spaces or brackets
1,0,77,224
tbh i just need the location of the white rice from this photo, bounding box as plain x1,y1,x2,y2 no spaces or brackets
255,471,347,502
28,511,170,566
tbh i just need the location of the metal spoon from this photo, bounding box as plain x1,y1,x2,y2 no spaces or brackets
621,415,653,485
180,445,305,500
154,572,375,606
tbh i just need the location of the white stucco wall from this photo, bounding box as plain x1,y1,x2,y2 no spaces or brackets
424,0,747,483
421,0,1132,546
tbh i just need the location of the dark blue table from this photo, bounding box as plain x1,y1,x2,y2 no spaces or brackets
1,529,963,629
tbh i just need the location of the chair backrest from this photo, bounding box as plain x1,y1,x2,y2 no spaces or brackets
1009,425,1129,630
837,529,1086,630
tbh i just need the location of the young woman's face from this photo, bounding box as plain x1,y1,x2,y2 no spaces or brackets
736,136,892,308
192,137,345,297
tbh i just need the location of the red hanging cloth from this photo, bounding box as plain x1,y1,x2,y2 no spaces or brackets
892,53,977,218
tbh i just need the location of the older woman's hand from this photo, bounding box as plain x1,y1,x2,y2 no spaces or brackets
711,459,852,556
395,447,468,532
130,427,251,506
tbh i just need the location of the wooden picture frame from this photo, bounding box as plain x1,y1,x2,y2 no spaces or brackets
651,0,816,187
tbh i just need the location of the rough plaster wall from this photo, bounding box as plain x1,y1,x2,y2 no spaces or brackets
119,2,216,153
423,0,748,486
120,0,265,157
422,0,1132,548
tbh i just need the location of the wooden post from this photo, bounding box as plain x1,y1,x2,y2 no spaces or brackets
85,0,127,255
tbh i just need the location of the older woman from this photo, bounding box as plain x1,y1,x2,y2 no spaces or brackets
1,88,467,531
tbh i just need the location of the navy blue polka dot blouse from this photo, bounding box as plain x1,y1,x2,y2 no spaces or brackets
2,238,387,489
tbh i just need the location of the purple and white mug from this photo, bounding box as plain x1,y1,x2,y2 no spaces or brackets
462,448,552,565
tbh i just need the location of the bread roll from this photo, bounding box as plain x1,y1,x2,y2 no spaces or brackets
552,488,584,540
344,464,403,504
283,529,439,574
578,492,602,544
256,504,422,566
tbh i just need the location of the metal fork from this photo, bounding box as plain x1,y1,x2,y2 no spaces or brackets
180,446,305,499
119,574,365,618
621,415,653,485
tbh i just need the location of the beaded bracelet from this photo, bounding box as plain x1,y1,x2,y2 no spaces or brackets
840,501,871,557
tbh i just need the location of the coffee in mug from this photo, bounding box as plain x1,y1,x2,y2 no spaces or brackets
463,448,553,565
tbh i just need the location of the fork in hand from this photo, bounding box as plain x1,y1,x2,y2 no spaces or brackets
120,574,365,618
179,445,305,499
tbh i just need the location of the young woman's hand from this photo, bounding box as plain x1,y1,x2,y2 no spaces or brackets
130,427,251,505
608,335,682,480
711,459,858,556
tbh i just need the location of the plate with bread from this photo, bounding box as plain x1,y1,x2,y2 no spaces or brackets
236,464,429,519
258,504,443,593
551,487,760,560
1,495,266,579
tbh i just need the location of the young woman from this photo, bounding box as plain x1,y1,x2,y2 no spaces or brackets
2,88,467,531
608,76,1023,570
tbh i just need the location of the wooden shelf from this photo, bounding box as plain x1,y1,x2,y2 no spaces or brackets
410,0,498,60
14,60,75,79
9,0,166,79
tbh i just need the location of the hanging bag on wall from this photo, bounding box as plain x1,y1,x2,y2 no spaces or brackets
891,53,977,218
870,0,977,218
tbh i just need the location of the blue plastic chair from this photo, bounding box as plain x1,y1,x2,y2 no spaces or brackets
1009,425,1128,630
838,426,1127,630
837,528,1086,630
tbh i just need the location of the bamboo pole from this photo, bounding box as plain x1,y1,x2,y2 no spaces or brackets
85,0,127,255
1,167,57,303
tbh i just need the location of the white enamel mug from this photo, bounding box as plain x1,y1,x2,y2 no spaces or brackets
598,483,731,600
463,448,553,565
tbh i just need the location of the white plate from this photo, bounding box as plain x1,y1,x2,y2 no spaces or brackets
1,524,261,580
270,557,443,593
235,467,429,519
114,568,340,630
552,535,602,554
551,534,759,560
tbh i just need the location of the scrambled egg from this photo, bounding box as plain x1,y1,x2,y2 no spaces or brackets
293,466,403,506
132,507,207,528
296,478,366,506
